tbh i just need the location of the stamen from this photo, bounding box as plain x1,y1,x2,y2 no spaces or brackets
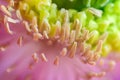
64,23,70,41
4,15,13,34
79,42,85,53
60,26,66,43
23,21,31,32
17,36,23,47
54,56,59,66
31,16,38,33
95,40,103,53
16,10,22,21
55,21,61,38
5,16,19,23
99,32,108,42
63,10,69,23
43,31,49,39
32,53,39,63
40,53,48,62
74,19,82,40
69,30,76,44
80,29,89,41
9,0,14,7
0,5,11,16
88,72,98,78
44,20,51,33
4,22,13,34
60,47,67,56
97,72,106,77
69,42,77,58
33,32,43,41
82,45,91,57
88,71,106,78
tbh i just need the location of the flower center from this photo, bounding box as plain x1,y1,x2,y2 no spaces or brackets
52,0,112,11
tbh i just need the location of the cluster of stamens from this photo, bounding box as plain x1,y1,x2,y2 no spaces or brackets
0,0,117,79
0,0,108,66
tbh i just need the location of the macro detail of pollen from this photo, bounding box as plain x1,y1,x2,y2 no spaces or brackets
0,0,120,80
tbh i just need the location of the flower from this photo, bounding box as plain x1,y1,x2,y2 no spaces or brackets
0,0,120,80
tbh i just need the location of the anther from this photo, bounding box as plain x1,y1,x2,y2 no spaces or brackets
69,30,76,44
74,19,82,40
69,42,77,58
23,21,31,32
32,53,39,63
0,5,11,16
43,31,49,39
33,32,43,41
60,47,67,56
54,56,59,66
31,16,38,33
16,10,22,21
40,53,48,62
55,21,61,38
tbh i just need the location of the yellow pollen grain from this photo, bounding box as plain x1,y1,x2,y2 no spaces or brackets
0,5,11,17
